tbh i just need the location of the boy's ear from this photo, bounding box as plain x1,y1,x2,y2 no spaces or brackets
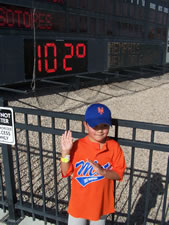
83,121,88,129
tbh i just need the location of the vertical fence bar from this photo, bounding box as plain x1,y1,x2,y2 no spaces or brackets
161,156,169,224
38,115,47,224
127,127,136,225
82,121,85,133
143,130,154,225
112,119,119,224
66,119,71,200
0,164,5,211
25,113,35,220
52,117,59,225
14,140,24,218
1,144,19,224
66,118,70,131
111,180,116,225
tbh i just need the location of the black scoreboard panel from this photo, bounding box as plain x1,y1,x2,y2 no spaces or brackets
0,0,168,86
24,39,88,78
108,42,162,70
0,37,107,85
0,1,168,38
0,38,164,85
0,36,163,85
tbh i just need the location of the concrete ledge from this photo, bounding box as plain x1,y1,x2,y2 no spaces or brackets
19,217,55,225
0,209,56,225
0,209,9,224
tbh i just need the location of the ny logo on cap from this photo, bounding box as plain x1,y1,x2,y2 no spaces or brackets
98,107,104,115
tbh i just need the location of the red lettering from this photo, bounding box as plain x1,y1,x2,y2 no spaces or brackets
23,11,31,28
63,43,74,71
15,10,22,27
7,9,14,27
45,43,57,73
35,13,53,30
0,8,5,26
37,13,45,29
76,43,86,58
51,0,64,3
45,14,53,30
0,5,54,30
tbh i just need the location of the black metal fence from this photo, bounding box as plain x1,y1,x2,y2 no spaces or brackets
0,99,168,225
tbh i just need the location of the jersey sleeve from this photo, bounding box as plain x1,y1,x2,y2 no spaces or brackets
61,163,74,178
112,141,126,181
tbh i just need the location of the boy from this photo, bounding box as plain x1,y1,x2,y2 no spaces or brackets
61,103,126,225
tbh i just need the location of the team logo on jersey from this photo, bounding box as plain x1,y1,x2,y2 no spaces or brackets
75,160,111,187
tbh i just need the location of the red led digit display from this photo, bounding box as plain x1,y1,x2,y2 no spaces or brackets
44,43,57,73
24,40,88,78
63,43,74,71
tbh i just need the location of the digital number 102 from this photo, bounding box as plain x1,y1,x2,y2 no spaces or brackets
37,42,87,73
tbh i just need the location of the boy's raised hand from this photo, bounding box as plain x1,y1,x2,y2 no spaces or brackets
61,130,73,156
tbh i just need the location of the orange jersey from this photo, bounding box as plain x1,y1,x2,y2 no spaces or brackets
62,136,126,221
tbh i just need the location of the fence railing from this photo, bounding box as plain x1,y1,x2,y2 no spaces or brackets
0,99,168,225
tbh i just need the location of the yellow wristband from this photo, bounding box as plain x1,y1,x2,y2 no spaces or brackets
61,155,70,163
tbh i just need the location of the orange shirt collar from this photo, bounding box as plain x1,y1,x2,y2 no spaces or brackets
85,135,109,152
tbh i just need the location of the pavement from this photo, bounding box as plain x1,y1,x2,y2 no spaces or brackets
0,209,55,225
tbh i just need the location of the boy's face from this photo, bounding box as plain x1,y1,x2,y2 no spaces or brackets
83,122,110,144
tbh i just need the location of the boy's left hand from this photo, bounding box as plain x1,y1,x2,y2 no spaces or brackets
88,160,121,180
88,160,105,176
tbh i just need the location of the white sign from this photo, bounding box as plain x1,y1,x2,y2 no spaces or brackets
0,107,15,145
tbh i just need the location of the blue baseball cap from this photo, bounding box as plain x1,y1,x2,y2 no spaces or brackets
85,103,112,128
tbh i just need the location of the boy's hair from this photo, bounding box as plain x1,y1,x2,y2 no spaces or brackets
85,103,112,128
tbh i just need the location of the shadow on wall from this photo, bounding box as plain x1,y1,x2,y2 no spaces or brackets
129,172,165,225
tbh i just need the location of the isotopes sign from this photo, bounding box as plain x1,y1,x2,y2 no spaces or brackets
0,107,15,145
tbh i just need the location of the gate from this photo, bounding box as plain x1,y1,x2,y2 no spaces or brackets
0,98,168,225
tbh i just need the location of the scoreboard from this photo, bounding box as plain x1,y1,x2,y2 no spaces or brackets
24,40,88,78
0,1,108,86
108,42,162,69
0,0,167,86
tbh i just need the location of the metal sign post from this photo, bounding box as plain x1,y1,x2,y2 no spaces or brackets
0,107,15,145
0,99,19,224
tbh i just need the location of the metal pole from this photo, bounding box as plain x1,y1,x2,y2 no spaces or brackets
0,98,19,224
1,144,18,224
161,156,169,224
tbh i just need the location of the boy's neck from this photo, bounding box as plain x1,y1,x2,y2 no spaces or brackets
87,135,107,149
